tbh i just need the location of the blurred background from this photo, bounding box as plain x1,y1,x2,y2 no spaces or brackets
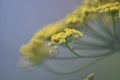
1,0,120,80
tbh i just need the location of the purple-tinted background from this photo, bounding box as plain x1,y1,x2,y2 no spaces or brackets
1,0,120,80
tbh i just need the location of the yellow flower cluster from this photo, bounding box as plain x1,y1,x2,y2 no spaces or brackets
97,2,120,16
83,0,103,7
20,39,48,65
65,7,95,25
50,28,83,44
48,28,83,54
20,21,67,65
64,0,100,25
65,1,120,25
65,15,80,24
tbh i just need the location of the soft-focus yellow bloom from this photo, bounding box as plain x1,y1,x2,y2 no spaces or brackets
65,15,78,24
64,0,100,24
34,21,66,40
97,2,120,16
20,21,68,65
20,39,49,65
65,0,120,25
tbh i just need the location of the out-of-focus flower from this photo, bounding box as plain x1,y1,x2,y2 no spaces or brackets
20,21,67,66
20,39,49,66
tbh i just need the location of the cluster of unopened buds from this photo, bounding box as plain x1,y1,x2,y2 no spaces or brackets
48,28,83,54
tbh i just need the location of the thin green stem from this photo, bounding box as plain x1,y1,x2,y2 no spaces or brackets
64,42,114,58
97,15,113,38
44,52,114,75
112,16,118,40
73,46,110,50
84,23,112,43
65,42,83,57
76,40,111,48
101,15,115,38
49,56,80,60
50,51,113,60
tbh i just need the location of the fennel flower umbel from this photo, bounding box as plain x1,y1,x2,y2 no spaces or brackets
19,0,120,77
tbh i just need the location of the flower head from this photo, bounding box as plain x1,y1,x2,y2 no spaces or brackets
48,28,83,54
97,2,120,16
51,28,83,44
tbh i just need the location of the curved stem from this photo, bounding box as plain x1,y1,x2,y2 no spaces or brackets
50,50,114,60
64,42,114,58
112,16,118,40
76,40,111,48
65,42,83,57
44,52,114,75
101,15,114,38
84,23,112,43
73,46,111,50
49,56,80,60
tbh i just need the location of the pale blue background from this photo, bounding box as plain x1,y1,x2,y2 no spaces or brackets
1,0,120,80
